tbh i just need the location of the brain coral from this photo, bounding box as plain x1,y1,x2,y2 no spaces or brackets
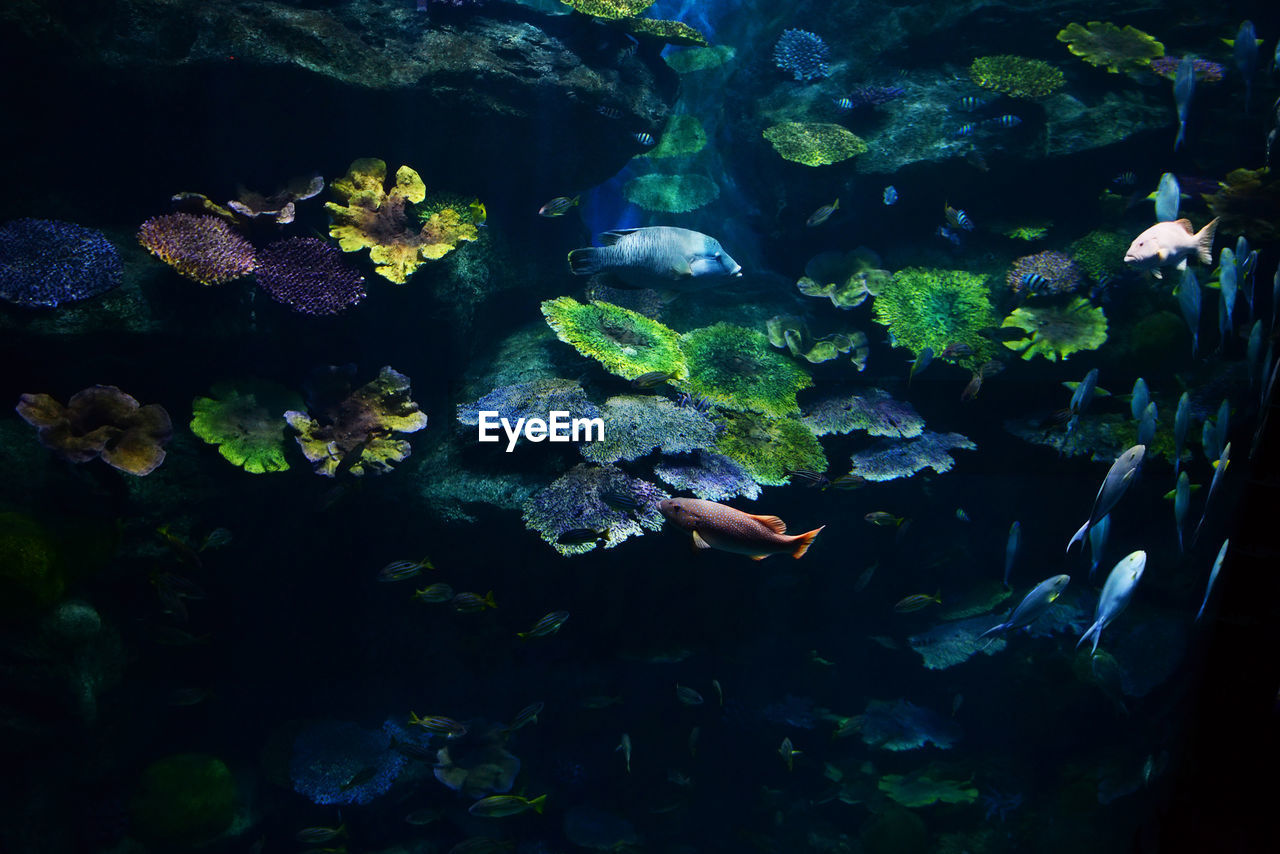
542,297,687,381
1056,22,1164,74
969,55,1065,98
0,218,123,307
680,323,813,417
623,174,720,213
190,380,303,474
763,123,868,166
1000,296,1108,361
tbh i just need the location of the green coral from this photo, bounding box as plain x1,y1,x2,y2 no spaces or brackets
714,411,827,487
1003,223,1051,241
879,771,978,808
644,115,707,158
542,297,687,381
623,17,708,46
871,268,997,369
581,395,719,464
1068,229,1130,280
680,323,813,417
766,316,868,366
130,754,237,847
559,0,655,18
623,174,720,212
190,380,303,474
665,45,736,73
797,248,890,308
762,123,868,166
969,55,1065,98
1057,21,1164,73
1001,296,1108,361
0,511,65,615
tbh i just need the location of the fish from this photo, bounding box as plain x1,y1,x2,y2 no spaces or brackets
581,695,622,709
1113,171,1137,186
1173,392,1190,477
676,684,704,706
201,527,232,550
451,591,497,613
1078,550,1147,654
834,97,854,112
469,198,487,227
405,808,443,826
960,371,983,401
630,371,674,389
978,574,1070,641
1123,217,1218,279
941,342,974,359
568,227,742,290
1066,445,1145,553
711,679,723,705
469,794,547,818
634,132,656,146
688,726,701,757
1231,20,1259,108
1020,272,1048,293
1153,172,1181,221
659,497,823,560
340,766,378,792
617,733,631,773
1174,56,1195,150
557,528,606,546
990,114,1021,127
296,825,346,844
824,473,866,490
944,204,974,231
518,610,569,639
408,713,468,737
852,561,878,593
955,508,970,522
1004,521,1020,586
1220,248,1239,338
894,591,942,613
936,225,962,246
1174,471,1191,554
1137,401,1158,448
883,185,898,205
954,123,975,137
378,557,433,582
1177,267,1202,354
786,469,830,487
909,347,933,384
413,583,454,603
676,391,713,412
779,737,801,771
1130,378,1150,422
155,525,203,570
1195,539,1229,621
1192,442,1230,547
1248,320,1266,388
1201,419,1220,465
505,702,545,733
1088,514,1111,580
864,511,905,527
390,738,437,762
539,195,580,217
597,105,622,119
601,489,645,511
806,199,839,227
958,96,986,110
1214,399,1230,461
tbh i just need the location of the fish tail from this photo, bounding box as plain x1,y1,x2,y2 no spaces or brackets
790,526,825,559
483,590,497,609
568,248,603,275
1077,621,1102,653
1174,122,1185,151
1196,217,1219,264
528,794,547,814
1067,519,1090,553
977,622,1006,642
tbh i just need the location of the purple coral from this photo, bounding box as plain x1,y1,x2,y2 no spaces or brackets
290,719,406,806
1006,250,1084,296
456,379,600,433
254,238,367,315
801,389,924,438
137,213,255,286
774,29,829,81
0,218,123,307
522,464,669,555
653,451,761,502
848,431,976,482
1149,56,1224,83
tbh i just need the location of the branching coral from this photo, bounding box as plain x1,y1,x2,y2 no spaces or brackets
680,323,813,417
1000,297,1108,361
580,395,718,464
17,386,172,476
285,366,428,477
969,55,1065,98
325,158,477,284
254,237,367,315
1068,229,1130,280
801,389,924,438
644,115,707,158
542,297,687,381
623,174,720,212
766,316,867,366
522,464,668,555
871,268,996,368
1202,168,1280,243
653,451,761,501
773,29,829,81
848,431,976,482
137,213,255,286
713,411,827,487
879,771,979,807
190,380,303,474
797,248,889,308
457,379,600,437
0,218,123,307
763,123,867,166
1005,250,1084,296
1056,22,1164,74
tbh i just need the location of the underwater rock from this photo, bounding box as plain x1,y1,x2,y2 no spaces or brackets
908,614,1007,670
290,719,405,806
857,698,961,751
522,463,668,555
653,450,761,502
801,389,924,438
17,385,173,476
848,431,976,482
131,754,238,847
0,218,124,308
580,395,719,464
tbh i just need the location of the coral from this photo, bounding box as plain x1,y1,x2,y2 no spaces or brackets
880,771,978,807
623,174,720,212
1149,56,1224,83
644,115,708,158
848,431,977,482
797,248,889,309
1003,223,1051,241
285,366,428,477
254,237,367,315
1000,297,1108,361
773,29,829,81
130,754,236,846
908,614,1008,669
542,297,687,382
227,173,324,224
680,323,813,417
190,379,303,474
457,379,600,438
763,122,867,166
665,45,736,74
843,84,907,107
559,0,656,19
713,410,827,487
1004,411,1176,463
1202,168,1280,243
416,438,543,525
522,464,669,555
432,728,521,797
16,386,172,476
766,316,867,366
1068,229,1130,280
0,218,123,307
0,511,65,614
1057,22,1164,74
583,279,664,319
653,450,762,501
325,158,478,284
137,213,255,286
580,395,718,464
871,268,996,368
1005,249,1085,295
801,389,924,438
969,55,1065,98
290,719,405,806
622,18,708,47
857,699,962,751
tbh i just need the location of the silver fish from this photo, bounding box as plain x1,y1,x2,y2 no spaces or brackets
1078,550,1147,654
978,574,1070,641
1174,57,1195,150
1004,521,1020,587
1177,268,1201,355
1137,401,1158,447
1219,247,1238,339
1130,378,1150,422
1088,514,1111,580
568,227,742,290
1067,445,1145,553
1214,399,1230,456
1173,392,1190,477
1154,173,1180,222
1195,539,1229,621
1192,442,1230,547
1202,419,1220,465
1174,471,1191,554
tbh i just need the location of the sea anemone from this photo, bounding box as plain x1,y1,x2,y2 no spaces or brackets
1000,296,1108,361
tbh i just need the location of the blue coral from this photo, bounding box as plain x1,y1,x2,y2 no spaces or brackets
457,378,601,436
774,29,829,81
289,719,406,806
859,699,962,751
0,218,123,307
653,451,761,501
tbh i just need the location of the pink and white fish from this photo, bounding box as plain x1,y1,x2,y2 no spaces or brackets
1123,217,1218,279
659,498,824,560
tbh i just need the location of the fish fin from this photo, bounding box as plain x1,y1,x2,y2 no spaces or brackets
528,794,547,814
691,530,712,550
1196,217,1219,263
568,248,602,276
1176,258,1188,270
1067,519,1090,553
1174,218,1194,234
749,514,787,534
1077,621,1102,653
750,554,769,561
832,198,840,210
790,526,825,559
1156,247,1169,262
1151,268,1163,280
599,229,638,245
671,259,693,278
976,622,1006,642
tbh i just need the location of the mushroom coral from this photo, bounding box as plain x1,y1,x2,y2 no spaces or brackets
871,268,996,369
542,297,688,382
16,386,172,476
190,380,303,474
681,323,813,417
1000,296,1108,361
713,410,827,487
285,366,428,477
325,158,478,284
969,55,1065,98
1056,22,1164,74
762,123,868,166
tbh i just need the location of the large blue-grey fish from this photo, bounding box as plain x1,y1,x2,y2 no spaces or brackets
1195,539,1229,622
1231,20,1259,109
568,227,742,290
1173,392,1190,477
979,574,1070,642
1078,550,1147,654
1067,445,1145,553
1174,57,1195,150
1088,514,1111,579
1174,471,1191,554
1137,401,1158,447
1129,378,1149,422
1153,173,1180,222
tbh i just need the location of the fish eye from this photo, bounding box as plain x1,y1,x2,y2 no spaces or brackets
714,252,722,259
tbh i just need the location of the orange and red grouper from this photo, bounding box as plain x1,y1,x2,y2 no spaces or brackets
659,497,824,560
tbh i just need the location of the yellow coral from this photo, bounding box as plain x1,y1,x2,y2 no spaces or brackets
1056,22,1163,74
762,123,867,166
969,55,1065,98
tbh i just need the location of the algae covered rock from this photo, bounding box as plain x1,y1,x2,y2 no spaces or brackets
131,754,237,847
